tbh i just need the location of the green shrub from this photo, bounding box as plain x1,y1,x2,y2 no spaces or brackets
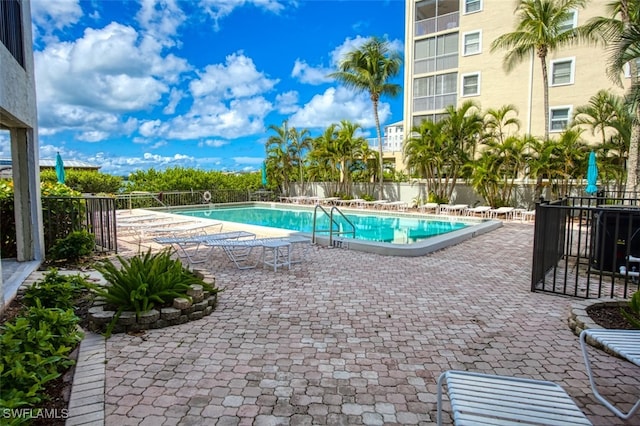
22,269,89,310
48,230,95,263
361,194,375,202
89,249,218,336
0,303,82,416
622,290,640,329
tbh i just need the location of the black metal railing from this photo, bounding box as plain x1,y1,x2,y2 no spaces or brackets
41,196,118,255
531,195,640,299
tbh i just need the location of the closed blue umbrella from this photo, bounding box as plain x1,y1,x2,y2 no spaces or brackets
585,151,598,195
55,152,66,184
261,161,268,187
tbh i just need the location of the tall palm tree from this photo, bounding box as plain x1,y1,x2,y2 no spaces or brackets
484,104,521,145
335,120,366,194
288,127,313,194
308,124,341,196
328,36,402,199
490,0,587,139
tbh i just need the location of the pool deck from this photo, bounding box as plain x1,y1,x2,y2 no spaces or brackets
51,217,640,425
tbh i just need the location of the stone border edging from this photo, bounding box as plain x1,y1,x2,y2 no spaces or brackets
568,298,629,355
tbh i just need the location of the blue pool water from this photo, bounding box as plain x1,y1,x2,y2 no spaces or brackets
174,206,469,244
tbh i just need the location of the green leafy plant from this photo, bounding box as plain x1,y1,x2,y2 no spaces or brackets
22,269,88,310
361,194,375,202
622,290,640,329
48,230,95,263
89,249,217,336
0,303,82,417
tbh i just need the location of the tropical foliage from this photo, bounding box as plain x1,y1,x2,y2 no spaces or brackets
0,270,85,420
125,167,261,192
40,169,122,194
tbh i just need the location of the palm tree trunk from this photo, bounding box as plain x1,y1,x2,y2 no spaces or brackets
373,99,384,200
627,112,640,196
540,54,550,140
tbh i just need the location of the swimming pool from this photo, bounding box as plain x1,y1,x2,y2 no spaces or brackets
176,205,467,244
170,203,503,256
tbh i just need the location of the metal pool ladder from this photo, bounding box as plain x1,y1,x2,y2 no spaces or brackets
312,205,355,246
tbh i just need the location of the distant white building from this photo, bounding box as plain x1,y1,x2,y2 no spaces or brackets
367,121,405,173
367,121,405,153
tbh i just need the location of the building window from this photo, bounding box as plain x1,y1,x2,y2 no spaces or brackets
0,0,25,67
558,10,577,33
465,0,482,14
551,58,575,86
461,73,480,97
550,107,572,132
414,33,459,74
413,72,458,112
463,31,481,56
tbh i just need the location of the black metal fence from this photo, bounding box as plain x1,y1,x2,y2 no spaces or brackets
531,194,640,299
0,196,118,259
41,196,118,255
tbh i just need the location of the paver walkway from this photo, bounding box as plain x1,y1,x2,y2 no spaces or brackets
75,223,639,425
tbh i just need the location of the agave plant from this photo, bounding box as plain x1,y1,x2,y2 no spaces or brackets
89,248,217,336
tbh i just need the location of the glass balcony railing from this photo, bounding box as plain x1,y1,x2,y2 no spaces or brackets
413,93,457,112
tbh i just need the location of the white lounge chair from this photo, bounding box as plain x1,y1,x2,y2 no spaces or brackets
489,206,515,220
203,236,310,270
580,329,640,420
464,205,491,217
419,202,439,214
437,370,592,425
439,204,468,216
154,231,256,264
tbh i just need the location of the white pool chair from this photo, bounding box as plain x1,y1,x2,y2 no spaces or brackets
464,205,491,217
489,206,515,220
154,231,256,264
580,329,640,420
419,202,439,214
437,370,592,425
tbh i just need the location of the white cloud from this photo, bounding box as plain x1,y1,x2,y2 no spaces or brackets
330,35,403,67
34,21,190,139
190,52,278,99
199,0,286,30
136,0,186,48
291,59,332,85
199,139,230,148
31,0,83,31
289,86,391,129
275,91,299,114
163,88,184,114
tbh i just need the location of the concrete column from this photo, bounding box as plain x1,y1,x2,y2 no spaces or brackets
10,127,44,261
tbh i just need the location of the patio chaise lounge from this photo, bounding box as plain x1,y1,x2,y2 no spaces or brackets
437,370,592,425
154,230,256,264
203,235,312,270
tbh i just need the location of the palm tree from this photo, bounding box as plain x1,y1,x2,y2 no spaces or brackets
328,36,402,199
484,104,521,145
288,126,313,194
490,0,587,139
440,101,484,200
308,124,341,196
266,121,293,195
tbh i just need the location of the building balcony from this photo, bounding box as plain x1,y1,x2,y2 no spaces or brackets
415,12,459,37
413,93,457,112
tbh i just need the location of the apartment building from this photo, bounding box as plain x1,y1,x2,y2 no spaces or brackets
403,0,621,140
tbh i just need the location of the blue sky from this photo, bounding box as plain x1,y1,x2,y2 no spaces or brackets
1,0,405,176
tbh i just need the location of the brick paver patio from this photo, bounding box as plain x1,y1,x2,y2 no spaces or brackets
87,222,640,425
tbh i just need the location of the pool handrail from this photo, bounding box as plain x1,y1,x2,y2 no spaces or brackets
312,204,356,246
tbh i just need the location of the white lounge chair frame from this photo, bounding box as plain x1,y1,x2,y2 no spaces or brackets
437,370,592,425
580,329,640,420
